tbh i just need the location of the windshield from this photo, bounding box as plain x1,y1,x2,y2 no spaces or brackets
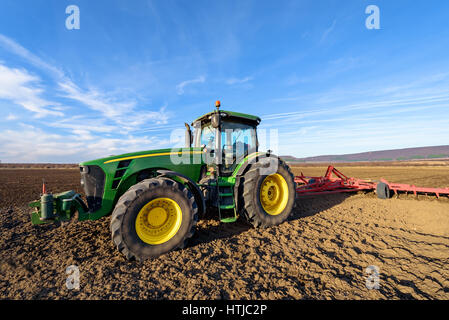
221,122,257,161
200,124,215,150
194,120,257,170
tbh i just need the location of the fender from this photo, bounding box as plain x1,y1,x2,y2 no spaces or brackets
232,151,284,212
232,151,282,178
156,169,206,218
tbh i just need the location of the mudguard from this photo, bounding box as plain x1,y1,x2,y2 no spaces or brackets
156,170,206,218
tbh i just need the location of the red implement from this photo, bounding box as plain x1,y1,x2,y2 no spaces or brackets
295,165,449,199
379,178,449,199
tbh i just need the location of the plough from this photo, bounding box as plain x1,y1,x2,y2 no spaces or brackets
295,165,449,199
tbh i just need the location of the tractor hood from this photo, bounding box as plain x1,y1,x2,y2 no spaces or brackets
79,147,201,167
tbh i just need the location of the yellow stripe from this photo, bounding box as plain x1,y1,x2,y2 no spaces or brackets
104,151,203,164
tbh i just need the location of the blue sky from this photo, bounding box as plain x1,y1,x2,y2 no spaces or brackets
1,0,449,163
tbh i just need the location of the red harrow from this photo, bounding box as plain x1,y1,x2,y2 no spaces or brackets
295,166,449,199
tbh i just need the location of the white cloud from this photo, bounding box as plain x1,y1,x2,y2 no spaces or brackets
176,75,205,95
58,79,136,119
6,114,18,121
0,33,169,129
276,117,449,158
320,19,337,43
0,34,171,152
0,34,178,162
0,64,63,117
226,76,253,85
0,34,64,78
260,72,449,158
50,116,116,134
57,80,170,133
0,125,171,163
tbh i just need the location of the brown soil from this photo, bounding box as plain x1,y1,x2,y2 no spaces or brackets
0,163,77,169
0,167,448,299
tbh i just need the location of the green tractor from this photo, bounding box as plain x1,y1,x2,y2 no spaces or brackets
30,101,297,261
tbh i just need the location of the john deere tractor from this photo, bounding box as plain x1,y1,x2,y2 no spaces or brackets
30,101,296,261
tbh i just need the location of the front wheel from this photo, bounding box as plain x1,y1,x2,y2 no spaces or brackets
110,177,198,261
241,158,296,228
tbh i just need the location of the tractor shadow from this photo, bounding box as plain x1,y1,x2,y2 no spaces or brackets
188,192,355,248
188,209,252,248
290,192,355,220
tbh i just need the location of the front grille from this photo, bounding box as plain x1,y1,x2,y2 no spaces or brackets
80,165,105,212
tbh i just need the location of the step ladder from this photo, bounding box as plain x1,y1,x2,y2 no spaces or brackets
216,179,238,223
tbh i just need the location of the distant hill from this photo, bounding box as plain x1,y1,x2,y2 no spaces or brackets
282,145,449,163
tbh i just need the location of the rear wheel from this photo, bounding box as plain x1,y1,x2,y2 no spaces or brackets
110,177,198,261
241,158,296,228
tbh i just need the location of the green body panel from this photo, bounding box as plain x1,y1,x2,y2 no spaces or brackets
80,147,204,221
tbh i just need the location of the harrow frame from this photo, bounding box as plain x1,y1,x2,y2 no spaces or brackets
295,166,449,199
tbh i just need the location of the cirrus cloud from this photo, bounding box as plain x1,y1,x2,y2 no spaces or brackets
0,64,63,118
176,75,206,95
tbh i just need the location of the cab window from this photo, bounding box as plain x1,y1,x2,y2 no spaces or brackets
200,123,215,151
221,122,257,170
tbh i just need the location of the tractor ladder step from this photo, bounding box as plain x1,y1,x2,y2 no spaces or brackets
220,216,238,223
219,204,235,210
218,183,234,187
217,184,238,223
217,180,234,187
218,201,238,222
219,192,233,197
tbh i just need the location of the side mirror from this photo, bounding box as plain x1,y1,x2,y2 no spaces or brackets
184,123,192,147
211,113,220,128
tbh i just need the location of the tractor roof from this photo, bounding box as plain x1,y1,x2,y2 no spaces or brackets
192,110,261,126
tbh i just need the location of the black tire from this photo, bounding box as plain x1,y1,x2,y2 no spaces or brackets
198,176,217,216
376,182,391,199
241,158,296,228
110,177,198,261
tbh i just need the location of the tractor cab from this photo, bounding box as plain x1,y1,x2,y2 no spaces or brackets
189,101,261,175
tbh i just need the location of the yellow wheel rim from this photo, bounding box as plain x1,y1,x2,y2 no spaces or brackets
135,198,182,245
260,173,289,216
